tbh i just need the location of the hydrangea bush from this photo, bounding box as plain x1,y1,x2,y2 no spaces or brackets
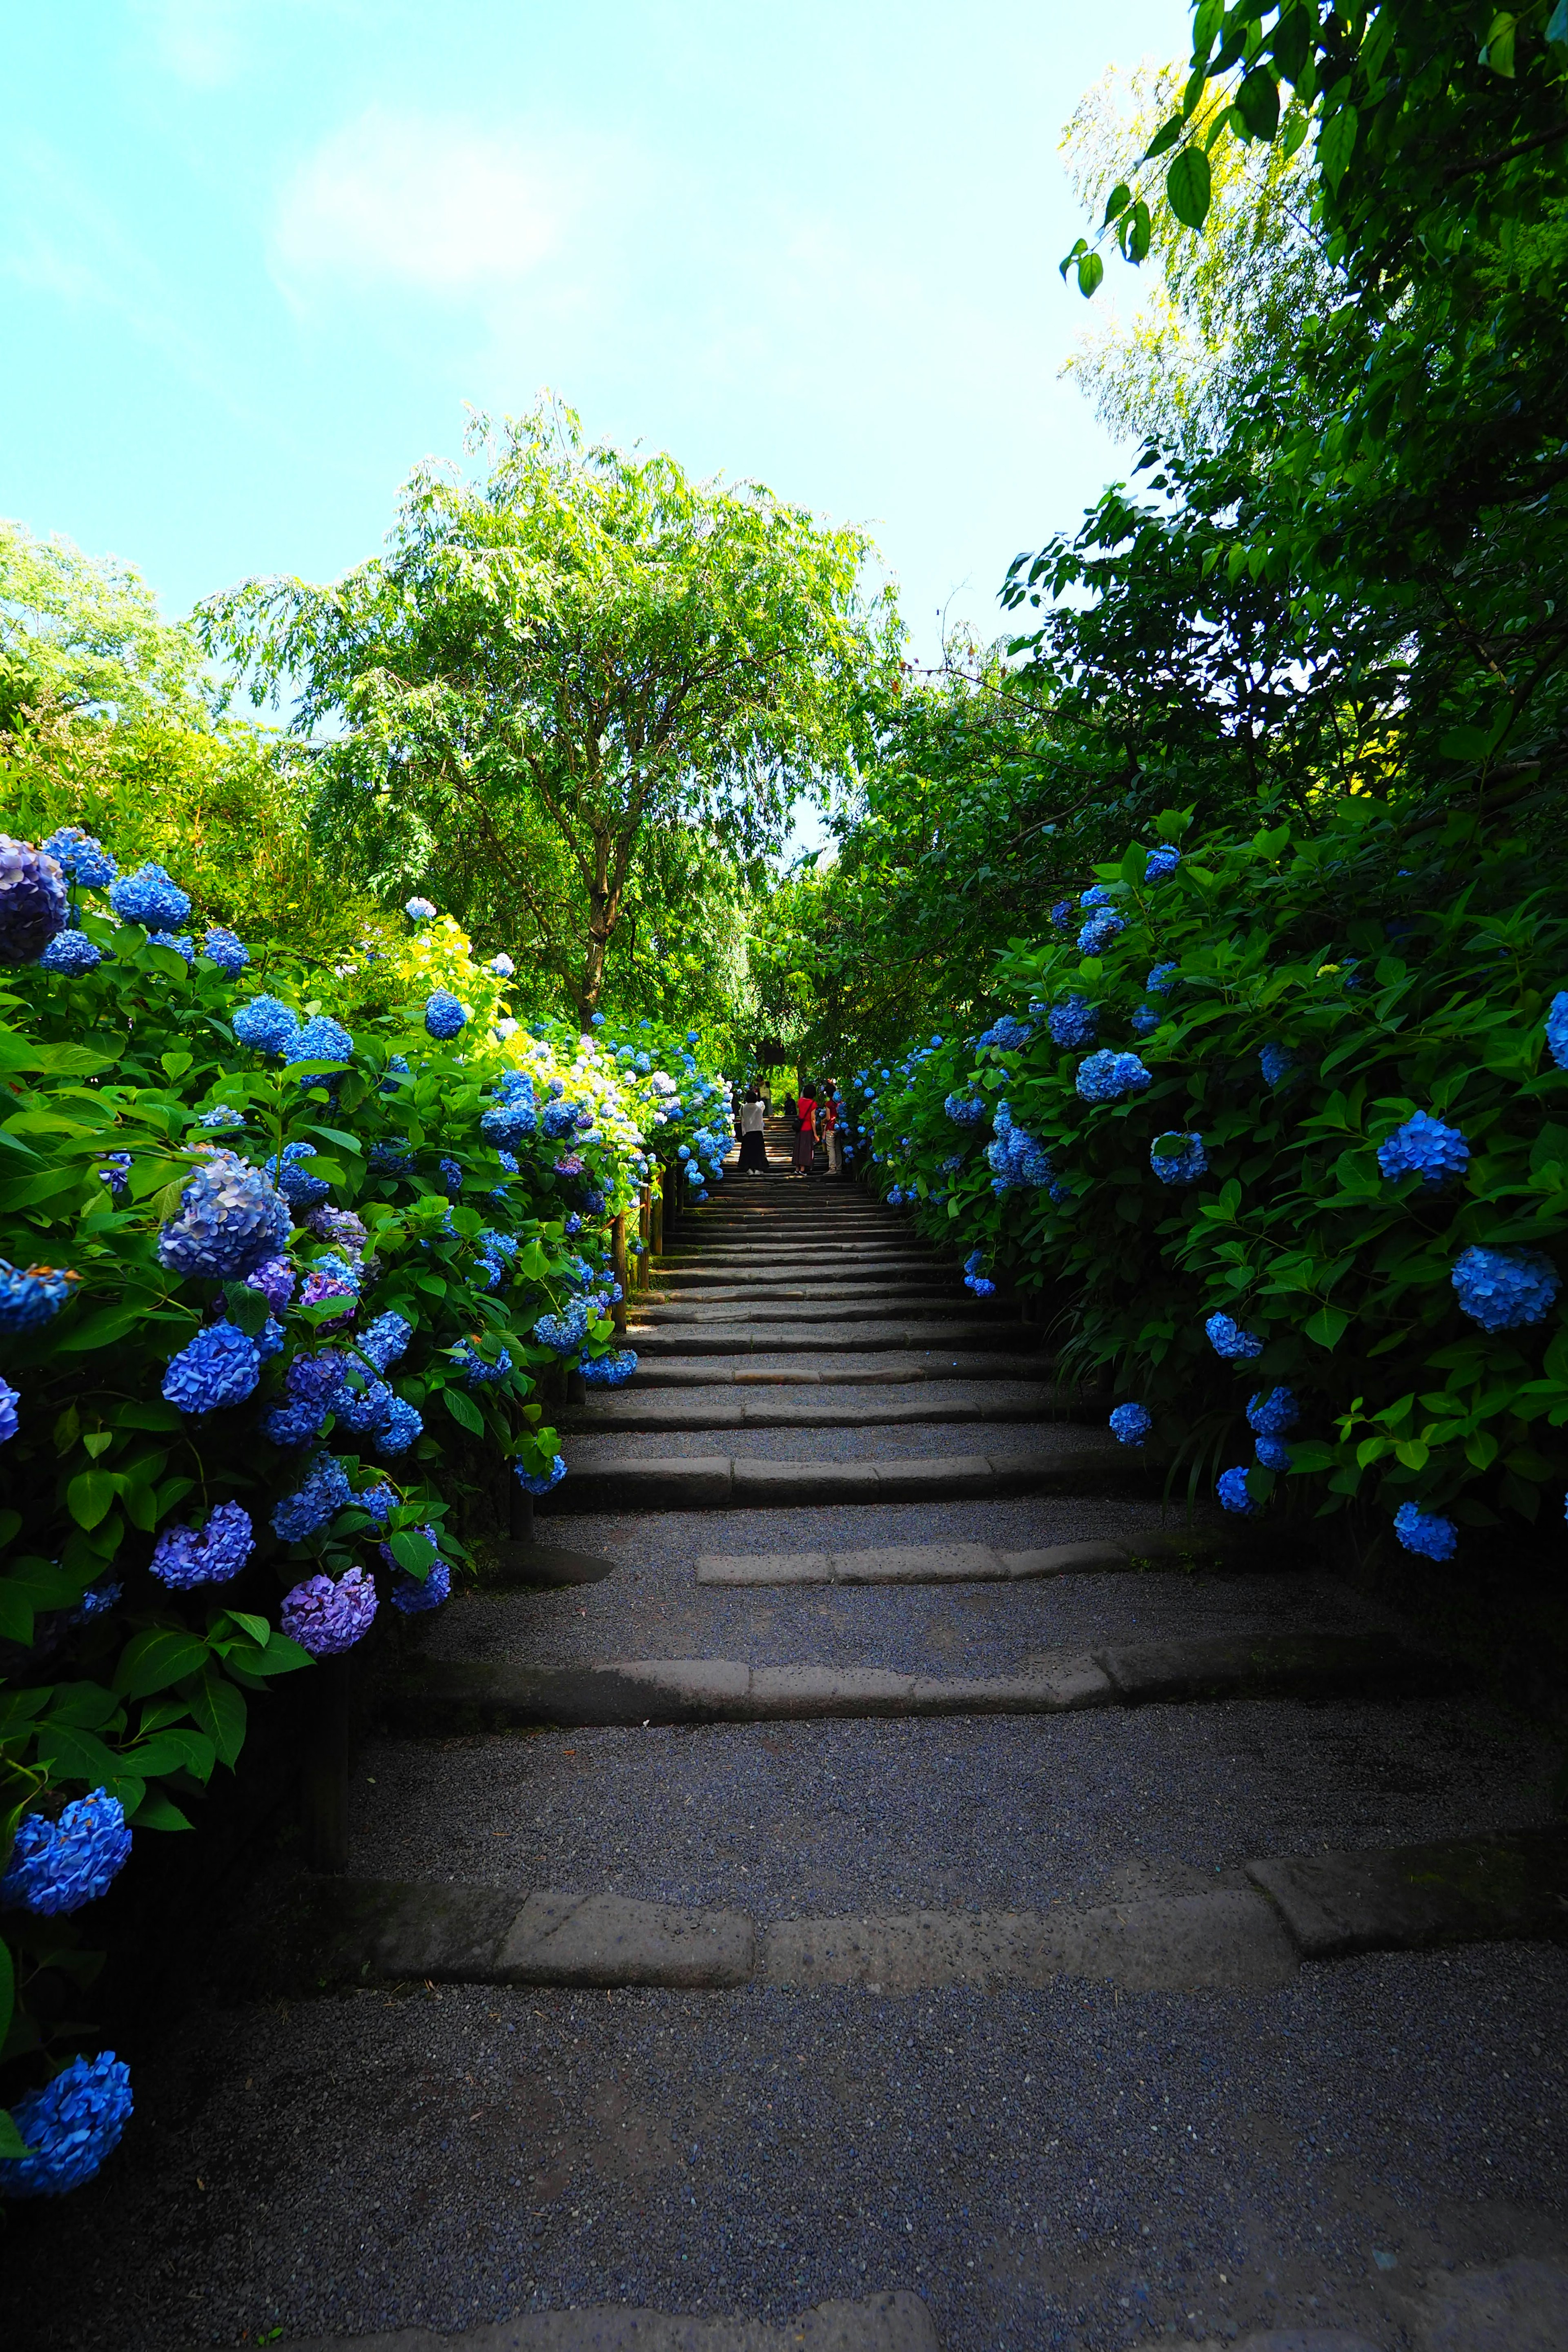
0,841,727,2189
849,802,1568,1560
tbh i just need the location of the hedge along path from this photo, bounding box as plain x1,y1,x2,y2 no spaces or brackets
264,1132,1568,2350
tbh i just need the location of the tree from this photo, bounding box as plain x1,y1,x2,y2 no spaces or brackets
203,398,898,1023
0,520,205,732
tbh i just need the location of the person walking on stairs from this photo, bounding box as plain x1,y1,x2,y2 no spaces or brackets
821,1086,842,1178
735,1087,768,1174
789,1081,817,1177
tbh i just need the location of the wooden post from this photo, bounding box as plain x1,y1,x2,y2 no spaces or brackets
302,1651,355,1873
612,1209,628,1334
509,1482,536,1542
651,1176,664,1258
638,1183,651,1288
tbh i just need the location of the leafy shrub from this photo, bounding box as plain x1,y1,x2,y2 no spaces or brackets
854,800,1568,1553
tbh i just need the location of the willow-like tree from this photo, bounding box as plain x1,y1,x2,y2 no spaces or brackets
203,399,897,1021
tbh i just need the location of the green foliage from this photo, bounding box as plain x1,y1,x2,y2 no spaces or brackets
855,801,1568,1540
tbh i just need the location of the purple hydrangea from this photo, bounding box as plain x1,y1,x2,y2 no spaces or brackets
281,1564,378,1656
232,994,301,1054
42,827,117,888
0,1261,79,1330
1217,1466,1259,1514
149,1501,254,1588
374,1396,423,1457
0,836,69,963
1451,1245,1561,1333
424,989,468,1040
0,1791,132,1916
270,1453,353,1541
308,1206,369,1254
1247,1386,1299,1437
1377,1111,1470,1189
200,927,250,973
1048,995,1098,1049
516,1452,567,1497
1393,1502,1458,1561
157,1149,291,1280
162,1322,262,1413
1206,1312,1264,1362
1109,1403,1152,1446
245,1255,296,1315
0,2052,134,2197
38,928,102,975
1150,1132,1207,1185
1075,1050,1151,1105
109,862,189,929
0,1376,18,1444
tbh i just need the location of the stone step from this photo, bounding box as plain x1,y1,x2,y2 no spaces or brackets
543,1442,1119,1509
626,1319,1037,1354
384,1633,1459,1735
558,1387,1071,1433
304,1824,1568,1993
652,1272,949,1297
269,2294,937,2352
629,1351,1057,1387
696,1537,1131,1583
635,1296,984,1327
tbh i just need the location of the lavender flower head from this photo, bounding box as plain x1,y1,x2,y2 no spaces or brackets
158,1149,291,1280
149,1501,254,1589
281,1564,378,1656
0,836,69,964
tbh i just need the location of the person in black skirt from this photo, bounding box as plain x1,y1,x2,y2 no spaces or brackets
736,1088,769,1174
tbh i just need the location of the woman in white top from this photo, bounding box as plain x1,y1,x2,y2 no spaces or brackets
736,1088,769,1174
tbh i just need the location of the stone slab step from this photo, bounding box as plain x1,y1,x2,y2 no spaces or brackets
630,1352,1053,1388
626,1320,1036,1355
272,2293,939,2352
635,1295,980,1325
385,1634,1456,1735
303,1824,1568,1993
544,1444,1120,1510
558,1388,1071,1433
1246,1825,1568,1957
647,1280,962,1304
697,1537,1130,1583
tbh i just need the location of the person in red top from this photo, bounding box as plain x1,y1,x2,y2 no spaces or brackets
789,1082,817,1177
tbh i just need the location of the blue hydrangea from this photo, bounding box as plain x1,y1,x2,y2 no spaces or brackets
541,1097,584,1141
481,1076,538,1143
489,953,515,977
283,1014,353,1071
271,1454,354,1541
1079,884,1115,909
1259,1040,1294,1088
1150,1132,1207,1185
1217,1466,1259,1514
374,1396,423,1457
381,1054,411,1093
162,1323,262,1413
0,2051,134,2197
0,1376,17,1445
42,827,117,888
389,1550,452,1614
986,1126,1055,1189
1048,995,1098,1049
282,1564,378,1655
516,1452,568,1497
332,1370,395,1433
0,1791,132,1917
245,1254,296,1315
1377,1111,1470,1189
1393,1502,1458,1561
38,928,102,974
1130,1003,1161,1037
233,994,301,1054
197,1105,245,1130
265,1141,331,1211
149,1501,254,1588
109,862,190,929
256,1315,285,1360
1546,992,1568,1071
0,1260,78,1330
1206,1312,1264,1361
1077,911,1125,957
1075,1049,1151,1104
1146,963,1178,995
1048,898,1075,930
535,1295,590,1352
359,1312,414,1372
1254,1437,1292,1472
69,1575,122,1624
454,1339,512,1386
405,896,437,921
580,1347,638,1386
1451,1245,1560,1332
353,1482,398,1528
0,836,70,963
149,931,193,964
1246,1386,1299,1437
424,989,468,1040
1144,846,1180,883
201,927,249,973
1109,1403,1152,1446
157,1148,292,1280
977,1014,1034,1051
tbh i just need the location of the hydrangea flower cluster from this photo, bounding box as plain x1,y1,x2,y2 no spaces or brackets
976,1014,1034,1052
266,1141,331,1210
162,1322,262,1414
1129,1003,1162,1037
283,1014,353,1074
986,1125,1055,1191
233,994,301,1054
245,1255,296,1315
271,1453,353,1541
1146,963,1178,994
281,1563,378,1655
1206,1313,1264,1361
1109,1402,1152,1445
156,1149,291,1280
1546,991,1568,1071
405,896,437,921
149,931,194,964
481,1071,538,1145
516,1451,568,1497
0,836,69,964
1047,995,1098,1049
0,1791,132,1916
388,1550,452,1614
201,927,249,973
149,1501,254,1588
1259,1041,1295,1088
42,826,117,887
1217,1466,1258,1513
109,862,190,929
1075,1050,1151,1105
375,1396,423,1456
0,1260,79,1331
1247,1386,1299,1437
1149,1132,1207,1185
359,1312,414,1371
579,1348,638,1385
424,988,468,1040
1451,1245,1560,1332
453,1339,512,1386
0,2052,134,2198
1077,910,1125,956
962,1248,997,1297
1392,1502,1458,1561
0,1376,18,1445
1144,846,1180,882
1377,1111,1470,1189
39,929,102,975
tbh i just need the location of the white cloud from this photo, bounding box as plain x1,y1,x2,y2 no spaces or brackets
274,110,560,295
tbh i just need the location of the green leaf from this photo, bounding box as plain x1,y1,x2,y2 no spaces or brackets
1143,111,1185,161
443,1385,484,1435
66,1469,120,1530
388,1529,437,1575
0,2105,33,2161
1318,103,1358,190
127,1728,216,1782
129,1790,195,1831
1305,1305,1351,1350
227,1610,274,1648
186,1668,247,1768
1076,249,1105,298
1285,1439,1337,1473
1165,145,1212,229
1235,65,1280,141
1480,9,1516,74
113,1628,212,1702
1101,181,1131,226
56,1302,151,1355
36,1721,124,1788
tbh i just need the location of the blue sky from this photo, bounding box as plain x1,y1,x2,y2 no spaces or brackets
4,0,1189,672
